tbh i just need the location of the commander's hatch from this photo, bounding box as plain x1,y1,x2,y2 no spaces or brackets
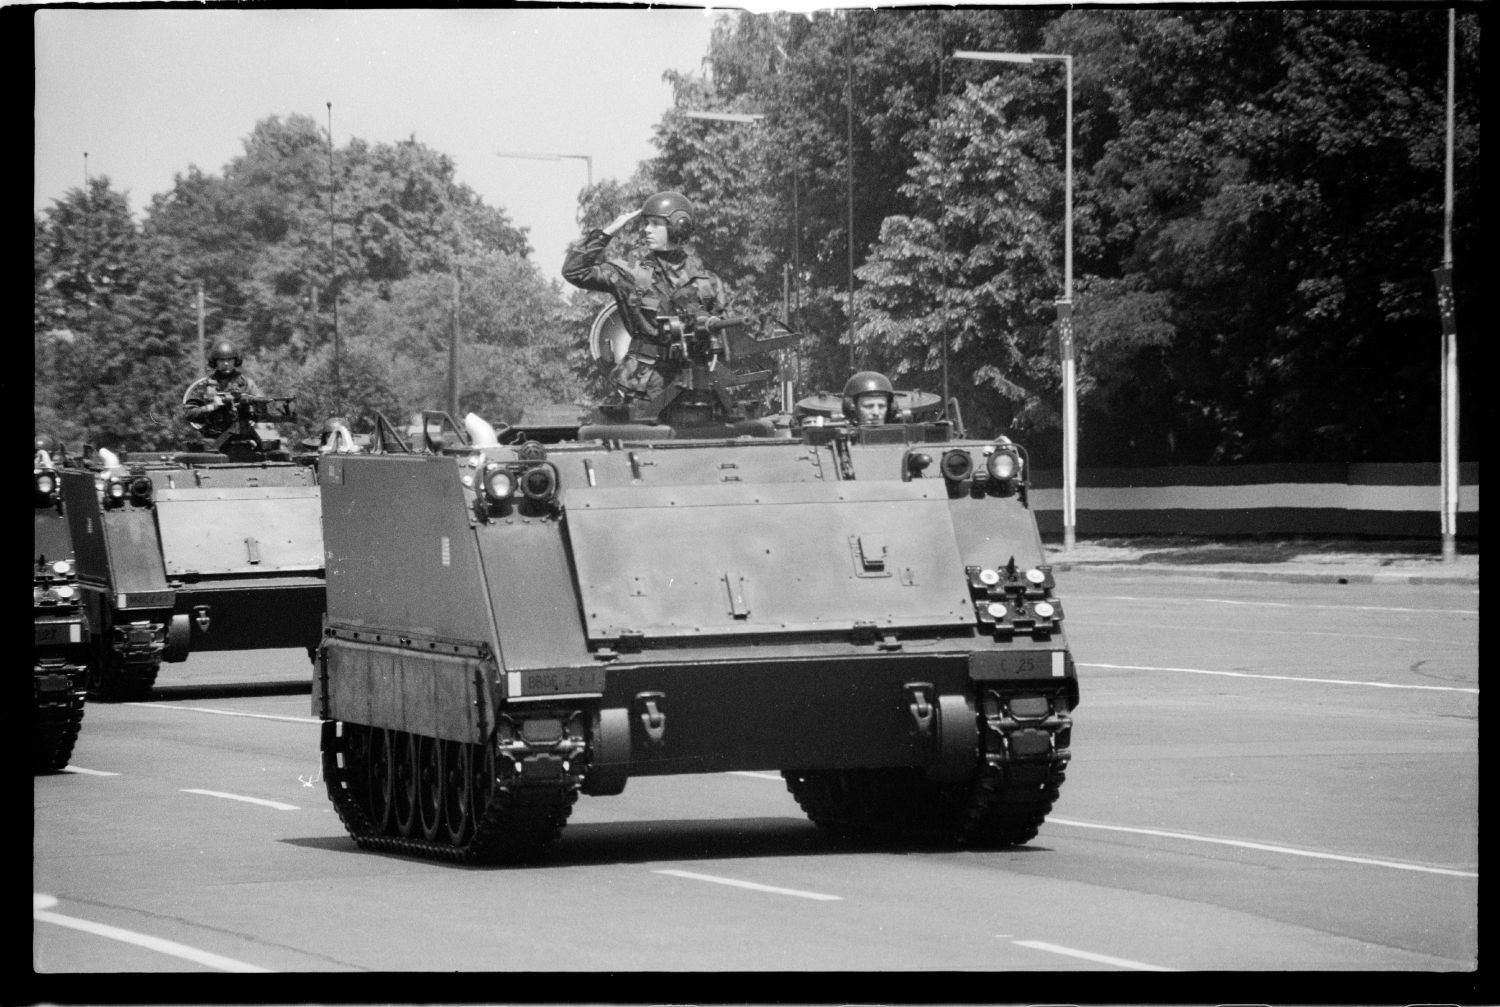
564,481,975,643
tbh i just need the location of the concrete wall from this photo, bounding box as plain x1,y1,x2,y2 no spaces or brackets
1027,462,1478,538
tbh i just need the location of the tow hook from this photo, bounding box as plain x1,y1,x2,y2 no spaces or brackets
904,682,935,737
635,691,666,746
193,605,211,633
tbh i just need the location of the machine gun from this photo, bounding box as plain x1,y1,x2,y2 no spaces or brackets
205,395,297,457
644,313,799,429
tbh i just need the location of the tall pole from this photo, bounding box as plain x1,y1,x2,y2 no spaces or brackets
954,49,1078,550
327,102,342,414
846,15,856,371
197,280,206,370
1437,9,1460,563
1060,55,1077,550
448,272,461,418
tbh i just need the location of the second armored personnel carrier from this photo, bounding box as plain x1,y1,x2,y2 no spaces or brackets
61,397,327,700
314,312,1077,862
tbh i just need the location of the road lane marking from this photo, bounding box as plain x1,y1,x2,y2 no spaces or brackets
1049,817,1478,878
59,766,119,776
1085,618,1451,646
1069,593,1477,616
181,789,299,811
655,869,841,901
727,771,785,781
1012,939,1175,972
1081,662,1478,694
33,895,270,973
127,703,321,724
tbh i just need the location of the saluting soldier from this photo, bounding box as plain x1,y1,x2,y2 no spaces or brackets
563,190,732,401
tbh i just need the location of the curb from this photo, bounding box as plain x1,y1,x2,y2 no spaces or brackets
1048,562,1478,586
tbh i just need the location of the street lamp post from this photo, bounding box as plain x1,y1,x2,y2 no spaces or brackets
955,49,1077,551
496,151,593,188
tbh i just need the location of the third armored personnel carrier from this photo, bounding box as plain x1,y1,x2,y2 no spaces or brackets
315,312,1077,862
34,437,88,771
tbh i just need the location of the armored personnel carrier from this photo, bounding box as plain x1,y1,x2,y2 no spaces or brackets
315,311,1076,862
60,397,329,700
34,438,89,772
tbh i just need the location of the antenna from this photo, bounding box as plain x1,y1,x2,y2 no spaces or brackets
327,102,342,413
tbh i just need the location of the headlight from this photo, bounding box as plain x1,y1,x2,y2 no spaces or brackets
56,584,76,600
106,478,127,502
129,475,155,506
986,449,1020,481
52,559,72,576
939,449,972,482
482,465,515,503
520,463,558,503
35,472,57,496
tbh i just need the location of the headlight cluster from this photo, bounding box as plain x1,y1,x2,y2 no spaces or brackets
34,582,78,606
471,458,561,519
903,441,1025,498
966,559,1063,641
35,470,59,500
103,473,155,509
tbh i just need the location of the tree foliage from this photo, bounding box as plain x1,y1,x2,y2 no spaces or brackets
36,10,1479,468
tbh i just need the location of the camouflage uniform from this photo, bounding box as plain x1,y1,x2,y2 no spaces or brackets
182,371,261,441
563,229,731,400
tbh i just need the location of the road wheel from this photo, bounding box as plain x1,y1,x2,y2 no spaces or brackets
392,731,420,837
366,728,395,834
417,735,445,842
442,740,475,847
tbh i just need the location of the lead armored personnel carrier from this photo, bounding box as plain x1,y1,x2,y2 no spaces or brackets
315,311,1076,862
60,397,328,700
34,437,89,772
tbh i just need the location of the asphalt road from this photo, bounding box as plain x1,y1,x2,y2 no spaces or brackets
33,571,1478,992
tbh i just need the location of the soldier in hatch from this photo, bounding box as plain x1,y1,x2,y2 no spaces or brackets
562,191,732,402
842,371,898,427
182,339,262,443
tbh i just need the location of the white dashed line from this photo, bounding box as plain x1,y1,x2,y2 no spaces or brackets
128,703,321,724
1069,593,1477,616
33,895,269,973
1050,817,1477,878
726,771,784,781
1081,661,1477,694
59,766,119,776
655,869,842,901
180,789,299,811
1012,939,1175,971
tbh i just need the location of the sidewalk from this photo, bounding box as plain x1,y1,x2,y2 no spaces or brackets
1043,536,1479,586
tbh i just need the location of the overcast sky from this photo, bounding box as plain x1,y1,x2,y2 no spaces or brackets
33,7,727,285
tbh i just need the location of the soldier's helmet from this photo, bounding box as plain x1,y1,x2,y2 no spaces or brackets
208,338,242,370
841,371,896,423
640,191,695,244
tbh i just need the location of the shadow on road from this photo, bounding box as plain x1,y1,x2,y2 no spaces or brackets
143,680,311,702
281,816,1060,868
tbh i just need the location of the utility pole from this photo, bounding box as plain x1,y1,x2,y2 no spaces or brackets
448,271,461,417
197,281,206,368
327,102,342,413
1436,8,1460,562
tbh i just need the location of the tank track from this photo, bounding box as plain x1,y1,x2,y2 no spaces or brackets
34,661,87,773
782,684,1071,847
90,653,160,702
321,721,579,864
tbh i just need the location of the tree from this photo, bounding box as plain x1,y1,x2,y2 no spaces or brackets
35,178,193,451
